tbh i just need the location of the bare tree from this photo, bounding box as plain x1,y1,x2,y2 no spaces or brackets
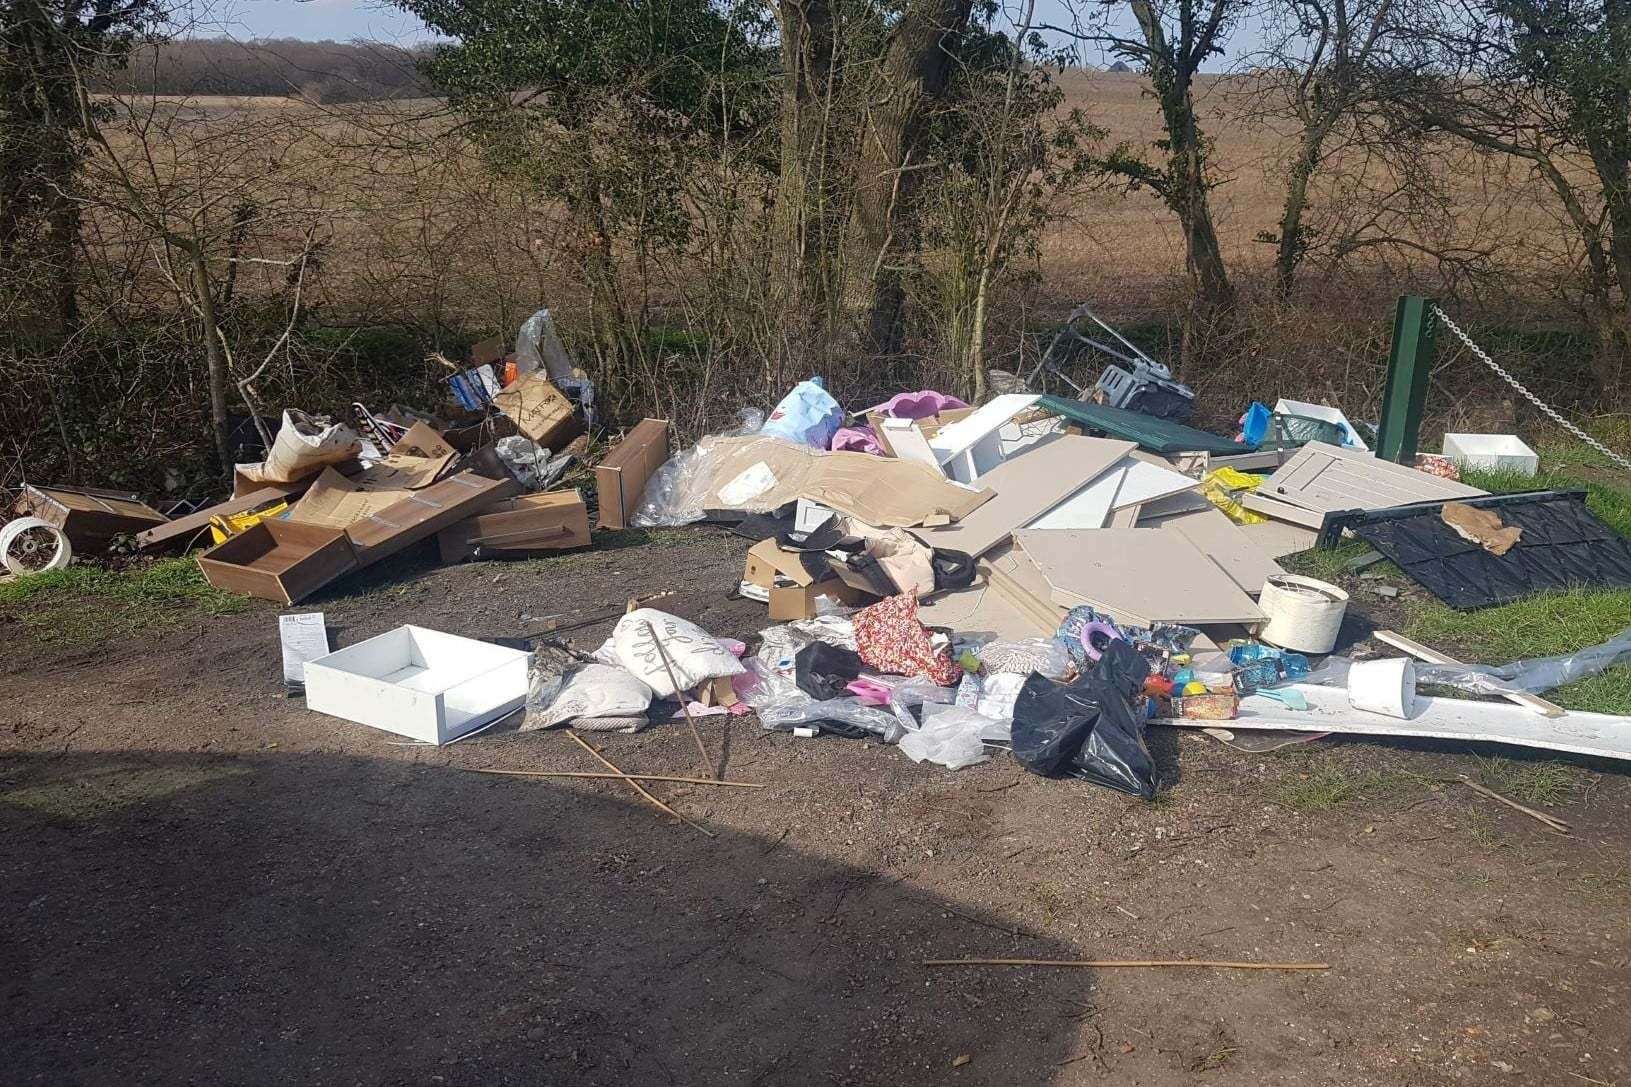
1400,0,1631,393
1063,0,1244,361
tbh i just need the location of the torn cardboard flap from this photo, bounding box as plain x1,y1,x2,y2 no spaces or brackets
287,468,411,530
351,421,458,491
492,371,581,448
743,538,822,588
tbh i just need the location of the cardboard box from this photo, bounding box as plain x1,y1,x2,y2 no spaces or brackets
866,407,974,457
437,490,591,562
195,519,359,604
768,578,877,621
303,625,529,745
15,484,168,553
491,371,581,449
742,538,879,620
344,471,514,565
595,418,670,529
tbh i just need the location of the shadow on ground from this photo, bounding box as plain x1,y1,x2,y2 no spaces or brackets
1,751,1083,1086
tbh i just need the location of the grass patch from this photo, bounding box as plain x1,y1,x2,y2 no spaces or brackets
0,557,246,645
1272,758,1426,812
1401,587,1631,714
1473,757,1579,807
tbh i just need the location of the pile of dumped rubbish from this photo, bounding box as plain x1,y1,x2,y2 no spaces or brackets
6,304,1631,796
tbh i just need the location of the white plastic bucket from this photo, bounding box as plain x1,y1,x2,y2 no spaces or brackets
1258,574,1349,654
1348,657,1417,719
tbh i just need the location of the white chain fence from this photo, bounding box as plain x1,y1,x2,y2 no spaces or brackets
1429,304,1631,473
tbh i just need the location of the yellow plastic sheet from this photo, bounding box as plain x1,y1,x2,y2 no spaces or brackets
1200,467,1267,525
209,501,290,544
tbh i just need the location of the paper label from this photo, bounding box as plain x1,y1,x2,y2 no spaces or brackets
279,612,329,685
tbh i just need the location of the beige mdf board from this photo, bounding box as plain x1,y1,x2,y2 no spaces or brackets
595,418,670,529
1257,441,1485,515
195,519,359,604
1239,490,1328,528
437,490,590,562
1015,527,1266,626
345,472,513,565
913,435,1135,558
1143,505,1286,597
1237,515,1320,559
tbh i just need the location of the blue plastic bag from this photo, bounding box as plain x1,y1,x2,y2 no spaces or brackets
761,376,843,448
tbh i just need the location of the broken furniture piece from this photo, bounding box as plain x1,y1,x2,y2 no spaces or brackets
438,490,590,562
13,484,167,553
303,625,530,745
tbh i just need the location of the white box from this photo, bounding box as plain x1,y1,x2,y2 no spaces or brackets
1273,398,1368,450
303,625,529,744
1443,433,1539,476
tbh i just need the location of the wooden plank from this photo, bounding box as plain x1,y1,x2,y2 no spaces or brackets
138,487,304,550
1372,629,1567,719
1239,491,1328,528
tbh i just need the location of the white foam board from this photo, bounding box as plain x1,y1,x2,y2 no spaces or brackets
304,625,529,745
1162,683,1631,762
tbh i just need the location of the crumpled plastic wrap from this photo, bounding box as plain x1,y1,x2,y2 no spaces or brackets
632,409,764,527
898,705,999,770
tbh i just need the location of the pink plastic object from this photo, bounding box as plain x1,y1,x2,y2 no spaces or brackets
1077,621,1120,662
830,426,884,455
846,677,893,705
877,390,968,420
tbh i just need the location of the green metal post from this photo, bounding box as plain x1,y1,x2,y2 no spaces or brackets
1375,295,1436,463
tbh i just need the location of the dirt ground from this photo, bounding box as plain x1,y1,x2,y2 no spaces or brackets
3,528,1629,1086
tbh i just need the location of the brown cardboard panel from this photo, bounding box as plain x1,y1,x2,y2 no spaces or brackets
195,520,358,604
345,471,513,565
491,371,581,449
912,436,1134,558
1015,527,1265,626
350,422,457,491
596,418,670,529
287,468,413,530
437,490,590,562
17,485,168,552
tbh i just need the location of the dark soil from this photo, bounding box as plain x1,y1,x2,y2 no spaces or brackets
3,528,1629,1086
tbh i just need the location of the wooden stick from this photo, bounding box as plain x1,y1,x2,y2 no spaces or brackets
922,958,1330,971
645,620,718,780
563,730,716,839
1374,629,1566,718
1457,774,1572,833
465,768,764,788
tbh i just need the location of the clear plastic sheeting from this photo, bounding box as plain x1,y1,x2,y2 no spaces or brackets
514,307,577,382
1300,626,1631,700
633,409,765,527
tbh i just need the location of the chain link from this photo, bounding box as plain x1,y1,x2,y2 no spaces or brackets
1428,304,1631,473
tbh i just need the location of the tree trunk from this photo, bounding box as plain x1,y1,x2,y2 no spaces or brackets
189,247,233,473
852,0,974,355
1275,128,1324,297
770,0,839,371
1174,132,1235,364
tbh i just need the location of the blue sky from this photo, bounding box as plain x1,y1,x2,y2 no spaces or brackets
183,0,1265,67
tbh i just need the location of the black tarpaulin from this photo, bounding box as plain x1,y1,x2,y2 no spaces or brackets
1350,492,1631,609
